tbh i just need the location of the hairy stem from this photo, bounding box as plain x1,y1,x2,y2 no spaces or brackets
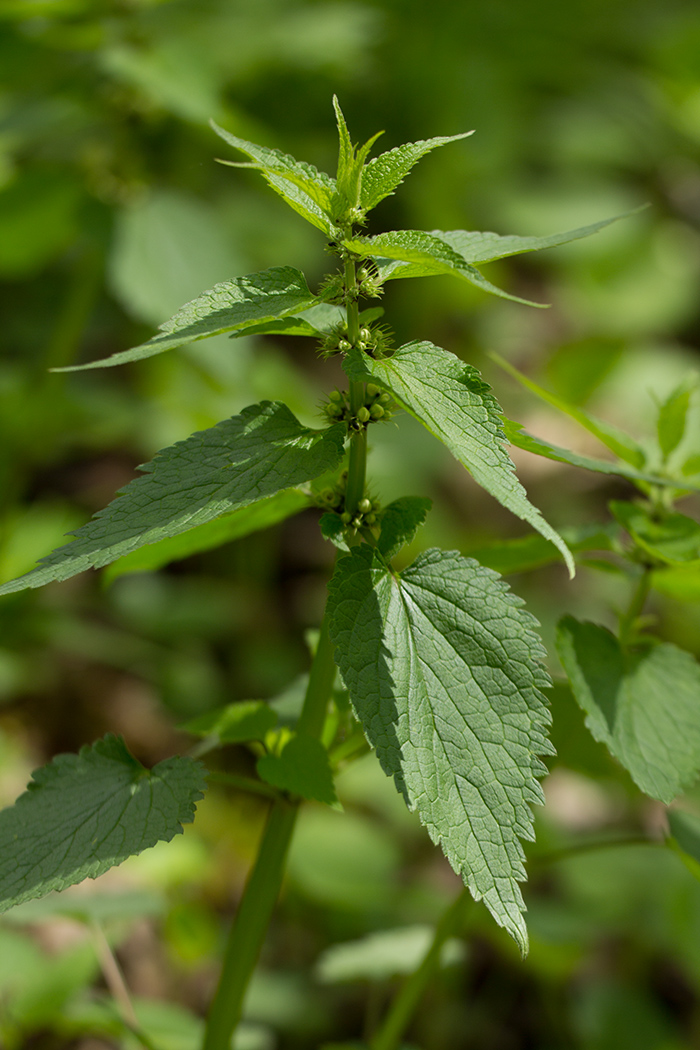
370,889,470,1050
203,608,338,1050
343,256,367,517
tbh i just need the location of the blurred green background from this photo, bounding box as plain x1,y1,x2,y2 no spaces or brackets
2,1,700,1047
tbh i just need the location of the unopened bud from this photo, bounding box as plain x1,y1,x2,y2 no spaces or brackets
360,327,372,341
357,406,370,423
369,404,385,419
366,383,379,398
339,339,352,352
379,392,392,404
358,497,372,513
341,511,352,524
329,389,343,402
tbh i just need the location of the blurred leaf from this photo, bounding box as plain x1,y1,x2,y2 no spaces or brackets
66,265,318,370
0,169,80,277
467,523,618,576
183,700,278,743
104,489,310,581
344,342,574,575
557,617,700,803
328,545,553,954
656,377,696,459
492,353,646,467
667,811,700,882
610,501,700,564
0,404,345,595
315,924,464,983
257,735,339,807
0,735,205,914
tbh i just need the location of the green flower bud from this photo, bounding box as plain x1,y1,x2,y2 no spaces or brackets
341,511,352,524
357,406,371,423
358,497,372,513
379,392,392,404
365,513,376,525
360,327,372,342
369,404,385,419
339,339,352,352
329,389,343,402
366,383,379,398
326,402,343,417
352,516,363,529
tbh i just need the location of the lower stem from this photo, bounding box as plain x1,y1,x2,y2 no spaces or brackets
370,888,470,1050
203,607,338,1050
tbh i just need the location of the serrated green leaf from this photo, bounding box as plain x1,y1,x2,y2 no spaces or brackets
104,489,310,582
55,267,318,372
344,343,574,576
211,120,339,236
609,501,700,564
348,230,545,307
360,133,473,212
332,96,383,215
0,403,345,596
556,617,700,803
328,545,553,953
435,211,641,264
257,735,339,807
319,512,350,551
377,496,432,559
182,701,278,743
492,353,646,467
0,735,205,914
315,924,464,984
503,419,677,487
657,378,696,459
466,523,618,576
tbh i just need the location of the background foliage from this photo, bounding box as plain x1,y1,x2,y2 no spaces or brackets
2,0,700,1047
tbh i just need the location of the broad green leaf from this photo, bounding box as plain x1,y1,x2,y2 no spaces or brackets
492,353,646,468
211,120,340,236
319,512,349,550
182,701,278,743
609,501,700,564
556,617,700,803
347,230,545,307
503,420,677,487
435,211,640,265
257,735,339,807
56,267,319,371
0,735,205,913
466,523,618,576
377,496,432,559
344,343,574,576
360,133,474,212
315,925,464,983
657,378,696,459
104,489,310,582
328,545,553,953
0,403,345,596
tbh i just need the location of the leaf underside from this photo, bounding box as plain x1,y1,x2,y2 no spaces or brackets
344,342,574,576
0,402,345,595
328,545,553,953
0,735,206,914
556,617,700,803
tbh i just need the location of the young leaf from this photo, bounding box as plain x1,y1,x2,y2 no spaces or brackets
344,342,575,576
257,735,339,807
0,403,345,595
210,120,339,235
556,617,700,803
377,496,432,559
492,353,646,468
657,378,696,460
360,133,474,212
346,230,545,307
503,420,678,487
332,95,383,216
54,267,319,372
328,545,553,953
0,735,205,914
104,489,311,582
182,701,278,744
609,501,700,564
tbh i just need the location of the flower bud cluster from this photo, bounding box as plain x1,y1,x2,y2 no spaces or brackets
340,494,380,531
322,385,395,430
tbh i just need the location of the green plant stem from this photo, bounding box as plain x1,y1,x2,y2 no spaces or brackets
206,771,283,801
202,607,338,1050
619,566,652,646
343,255,367,516
370,888,470,1050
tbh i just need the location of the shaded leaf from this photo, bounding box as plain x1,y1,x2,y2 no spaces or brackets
610,501,700,564
182,701,278,743
344,342,574,576
57,267,319,371
467,523,618,576
104,490,310,582
377,496,432,559
257,735,339,807
556,617,700,803
0,403,345,595
328,545,553,953
0,735,205,914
